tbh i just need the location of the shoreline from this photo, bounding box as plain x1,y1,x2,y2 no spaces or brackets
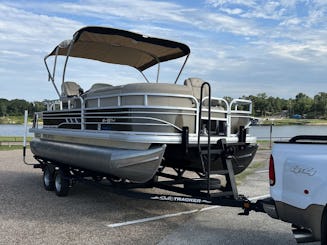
256,118,327,126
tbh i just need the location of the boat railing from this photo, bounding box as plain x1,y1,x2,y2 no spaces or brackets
85,116,184,132
230,99,252,115
84,92,198,106
37,92,253,138
84,92,201,133
200,96,229,119
228,99,253,136
44,99,62,111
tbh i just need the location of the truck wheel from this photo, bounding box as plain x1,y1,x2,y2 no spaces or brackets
54,169,70,197
322,207,327,245
43,166,55,191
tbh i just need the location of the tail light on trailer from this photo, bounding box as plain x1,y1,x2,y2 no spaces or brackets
269,155,275,186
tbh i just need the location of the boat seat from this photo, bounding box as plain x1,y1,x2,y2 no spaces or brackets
184,78,223,107
184,77,209,101
61,81,83,97
87,83,113,93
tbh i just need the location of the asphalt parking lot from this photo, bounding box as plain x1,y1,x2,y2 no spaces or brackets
0,149,319,244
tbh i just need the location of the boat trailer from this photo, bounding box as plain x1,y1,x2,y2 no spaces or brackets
22,78,268,215
93,147,268,216
24,141,268,216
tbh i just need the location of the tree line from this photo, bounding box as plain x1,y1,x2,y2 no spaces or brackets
0,99,46,117
1,92,327,119
240,92,327,119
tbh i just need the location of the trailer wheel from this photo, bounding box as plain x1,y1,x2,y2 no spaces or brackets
144,175,158,187
54,169,70,197
107,176,126,186
92,176,103,182
43,166,55,191
322,206,327,245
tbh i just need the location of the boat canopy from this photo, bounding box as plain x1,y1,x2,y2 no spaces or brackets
46,26,190,71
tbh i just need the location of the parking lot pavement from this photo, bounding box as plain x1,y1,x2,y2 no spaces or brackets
0,150,205,245
157,149,294,245
0,149,320,244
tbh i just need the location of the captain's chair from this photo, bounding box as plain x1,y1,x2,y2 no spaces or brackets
184,77,209,101
184,78,222,107
61,81,83,97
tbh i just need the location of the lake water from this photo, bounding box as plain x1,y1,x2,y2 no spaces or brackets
249,125,327,140
0,124,32,137
1,124,327,139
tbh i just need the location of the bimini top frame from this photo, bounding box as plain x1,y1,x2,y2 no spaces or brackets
44,26,191,97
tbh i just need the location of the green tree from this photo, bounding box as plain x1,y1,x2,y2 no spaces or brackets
293,93,313,117
7,99,30,116
0,98,9,116
312,92,327,118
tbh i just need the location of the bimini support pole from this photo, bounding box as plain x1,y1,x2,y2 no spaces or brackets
44,48,61,98
23,110,35,165
62,39,75,87
174,54,189,84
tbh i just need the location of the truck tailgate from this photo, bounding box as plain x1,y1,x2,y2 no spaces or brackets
271,142,327,209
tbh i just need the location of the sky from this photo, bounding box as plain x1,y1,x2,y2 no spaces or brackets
1,0,327,101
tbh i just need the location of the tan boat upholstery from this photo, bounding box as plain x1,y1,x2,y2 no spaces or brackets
88,83,113,92
86,82,192,95
84,82,195,108
61,81,83,97
184,78,209,100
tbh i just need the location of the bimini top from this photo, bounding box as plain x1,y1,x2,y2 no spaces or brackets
46,26,190,71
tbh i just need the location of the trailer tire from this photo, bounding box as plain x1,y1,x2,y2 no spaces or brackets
322,206,327,245
54,169,70,197
144,175,158,187
43,166,55,191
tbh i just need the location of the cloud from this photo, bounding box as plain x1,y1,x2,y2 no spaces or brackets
206,0,256,8
0,3,83,100
0,4,81,44
48,0,193,25
220,7,243,15
0,0,327,101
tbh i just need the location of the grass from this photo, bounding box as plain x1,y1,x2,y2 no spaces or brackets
235,142,270,184
0,136,31,151
235,159,266,185
0,116,30,124
0,145,27,151
260,118,327,126
257,140,272,150
0,115,34,124
0,136,32,142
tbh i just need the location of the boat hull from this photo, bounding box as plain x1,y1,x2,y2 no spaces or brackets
163,144,258,175
30,138,166,183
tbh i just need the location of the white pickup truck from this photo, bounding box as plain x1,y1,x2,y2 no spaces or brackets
263,135,327,244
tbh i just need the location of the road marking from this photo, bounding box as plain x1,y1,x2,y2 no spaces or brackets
107,209,199,228
106,194,270,228
255,170,269,174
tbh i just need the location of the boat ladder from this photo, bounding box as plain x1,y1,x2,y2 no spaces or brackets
197,82,239,199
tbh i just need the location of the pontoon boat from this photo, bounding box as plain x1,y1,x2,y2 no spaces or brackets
29,26,257,188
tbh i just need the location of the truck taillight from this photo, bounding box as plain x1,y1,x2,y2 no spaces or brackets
269,155,275,186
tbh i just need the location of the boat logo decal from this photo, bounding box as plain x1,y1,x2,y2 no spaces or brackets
102,118,116,123
151,195,212,204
